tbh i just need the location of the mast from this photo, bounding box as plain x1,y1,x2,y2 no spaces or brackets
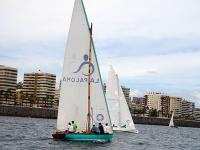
87,23,93,132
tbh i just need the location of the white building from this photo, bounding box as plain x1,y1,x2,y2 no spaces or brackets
145,92,163,111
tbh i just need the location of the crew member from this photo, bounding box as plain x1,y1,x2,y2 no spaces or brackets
72,121,78,132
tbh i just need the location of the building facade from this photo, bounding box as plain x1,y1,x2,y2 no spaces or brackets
16,89,23,105
145,92,163,111
169,96,182,118
53,88,60,109
132,97,145,111
0,65,17,105
194,108,200,122
121,86,131,105
181,100,195,119
161,96,170,117
22,72,56,108
131,97,148,116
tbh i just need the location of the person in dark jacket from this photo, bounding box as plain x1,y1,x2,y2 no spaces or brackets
98,123,104,134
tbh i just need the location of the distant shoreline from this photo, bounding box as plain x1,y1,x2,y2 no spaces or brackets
0,105,57,119
1,105,200,128
132,116,200,128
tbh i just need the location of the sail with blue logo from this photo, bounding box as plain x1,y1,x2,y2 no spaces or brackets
56,0,112,133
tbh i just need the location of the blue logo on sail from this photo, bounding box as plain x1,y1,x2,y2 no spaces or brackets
96,114,104,121
62,54,100,84
73,54,94,76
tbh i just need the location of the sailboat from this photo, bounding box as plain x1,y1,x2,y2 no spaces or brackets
169,111,177,128
106,66,138,133
52,0,113,142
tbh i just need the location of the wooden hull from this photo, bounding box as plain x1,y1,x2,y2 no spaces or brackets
52,132,66,140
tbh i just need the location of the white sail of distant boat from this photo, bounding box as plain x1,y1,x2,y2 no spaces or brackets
169,111,175,127
53,0,113,141
107,66,138,133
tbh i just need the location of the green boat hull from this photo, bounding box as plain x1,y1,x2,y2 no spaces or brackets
65,134,113,142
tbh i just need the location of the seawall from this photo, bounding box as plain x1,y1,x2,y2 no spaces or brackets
133,116,200,128
0,105,57,119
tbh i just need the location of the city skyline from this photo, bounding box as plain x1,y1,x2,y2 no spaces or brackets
0,0,200,107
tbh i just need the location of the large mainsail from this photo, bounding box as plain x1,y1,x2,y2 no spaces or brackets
57,0,111,132
107,66,136,131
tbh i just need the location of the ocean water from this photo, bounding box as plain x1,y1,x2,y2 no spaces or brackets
0,116,200,150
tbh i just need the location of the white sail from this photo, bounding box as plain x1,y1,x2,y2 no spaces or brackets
169,111,174,127
57,0,112,132
119,85,136,130
106,66,120,127
107,66,137,132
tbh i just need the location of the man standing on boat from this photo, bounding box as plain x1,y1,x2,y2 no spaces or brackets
72,121,77,132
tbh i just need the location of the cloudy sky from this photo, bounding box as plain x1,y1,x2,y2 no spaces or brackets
0,0,200,107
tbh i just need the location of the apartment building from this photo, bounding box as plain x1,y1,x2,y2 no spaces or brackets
54,88,60,109
132,97,146,110
161,96,170,117
169,96,182,118
194,108,200,122
22,72,56,108
145,92,163,111
181,100,195,119
121,86,131,105
0,65,17,105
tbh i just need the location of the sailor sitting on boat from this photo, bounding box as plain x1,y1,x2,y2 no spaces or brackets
71,121,78,132
91,124,100,134
67,123,74,133
98,123,105,134
104,123,112,134
112,124,117,127
121,123,126,128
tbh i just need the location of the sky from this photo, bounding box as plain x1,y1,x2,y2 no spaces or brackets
0,0,200,107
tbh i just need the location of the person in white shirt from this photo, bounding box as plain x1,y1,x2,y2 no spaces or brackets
67,122,74,133
104,123,112,134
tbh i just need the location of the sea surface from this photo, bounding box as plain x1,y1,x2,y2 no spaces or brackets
0,116,200,150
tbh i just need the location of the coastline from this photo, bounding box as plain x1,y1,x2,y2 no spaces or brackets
0,105,200,128
0,105,57,119
133,116,200,128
